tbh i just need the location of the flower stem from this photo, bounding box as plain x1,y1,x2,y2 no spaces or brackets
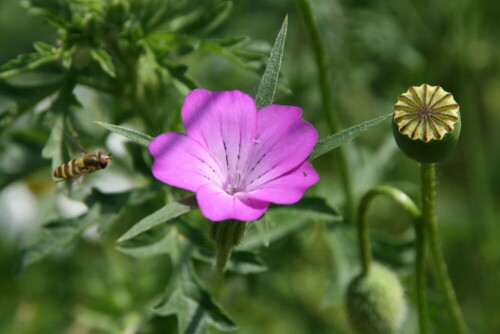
297,0,354,221
215,243,233,274
357,185,428,332
208,220,248,274
421,163,467,334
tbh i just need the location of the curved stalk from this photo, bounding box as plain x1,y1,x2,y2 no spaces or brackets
357,185,427,333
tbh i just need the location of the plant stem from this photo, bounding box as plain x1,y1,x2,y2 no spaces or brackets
421,163,467,334
215,243,232,274
415,207,428,334
357,185,427,332
297,0,355,221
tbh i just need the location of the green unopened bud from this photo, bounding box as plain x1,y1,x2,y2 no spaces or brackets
208,220,248,273
345,263,406,334
393,84,461,163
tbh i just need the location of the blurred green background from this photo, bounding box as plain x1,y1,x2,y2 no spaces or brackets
1,0,498,333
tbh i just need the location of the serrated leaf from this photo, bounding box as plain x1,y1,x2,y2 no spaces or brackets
90,48,116,77
16,204,102,272
153,228,236,333
309,114,391,161
255,16,288,109
117,196,197,242
95,122,154,147
0,46,59,79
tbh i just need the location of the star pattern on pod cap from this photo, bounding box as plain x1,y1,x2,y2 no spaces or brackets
394,84,460,142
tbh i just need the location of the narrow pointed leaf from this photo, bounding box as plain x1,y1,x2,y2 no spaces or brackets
95,122,154,147
117,196,197,242
90,48,116,77
255,16,288,109
309,114,391,161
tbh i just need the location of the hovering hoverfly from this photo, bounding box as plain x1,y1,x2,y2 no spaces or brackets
53,151,112,180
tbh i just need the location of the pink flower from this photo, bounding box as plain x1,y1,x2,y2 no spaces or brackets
149,89,319,221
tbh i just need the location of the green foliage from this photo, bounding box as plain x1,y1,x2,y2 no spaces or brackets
255,16,288,109
309,114,392,161
1,0,498,333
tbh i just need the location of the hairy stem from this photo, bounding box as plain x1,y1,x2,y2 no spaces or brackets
421,163,467,334
297,0,354,221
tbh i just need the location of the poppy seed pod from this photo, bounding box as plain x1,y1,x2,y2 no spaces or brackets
345,263,406,334
392,84,461,163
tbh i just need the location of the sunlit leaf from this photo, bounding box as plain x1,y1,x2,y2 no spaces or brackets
117,196,198,242
309,114,391,161
95,122,154,147
255,16,288,109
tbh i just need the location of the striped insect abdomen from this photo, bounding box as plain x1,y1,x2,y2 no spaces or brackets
53,153,99,179
53,158,81,179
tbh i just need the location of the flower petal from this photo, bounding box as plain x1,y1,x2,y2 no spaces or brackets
248,161,319,204
196,183,269,221
181,89,258,180
245,105,318,190
149,133,223,192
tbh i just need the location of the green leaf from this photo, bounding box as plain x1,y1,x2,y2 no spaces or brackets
309,114,392,161
0,44,59,79
195,249,267,275
153,228,237,333
94,122,154,147
90,48,116,78
164,60,199,94
16,204,102,272
116,226,174,258
41,113,65,172
16,188,155,272
255,16,288,109
200,1,233,35
41,85,79,171
241,197,342,250
117,196,197,242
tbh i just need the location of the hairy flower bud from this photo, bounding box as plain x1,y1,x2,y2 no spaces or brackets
393,84,461,163
345,263,406,334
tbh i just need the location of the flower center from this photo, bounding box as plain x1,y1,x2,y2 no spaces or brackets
222,173,246,195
